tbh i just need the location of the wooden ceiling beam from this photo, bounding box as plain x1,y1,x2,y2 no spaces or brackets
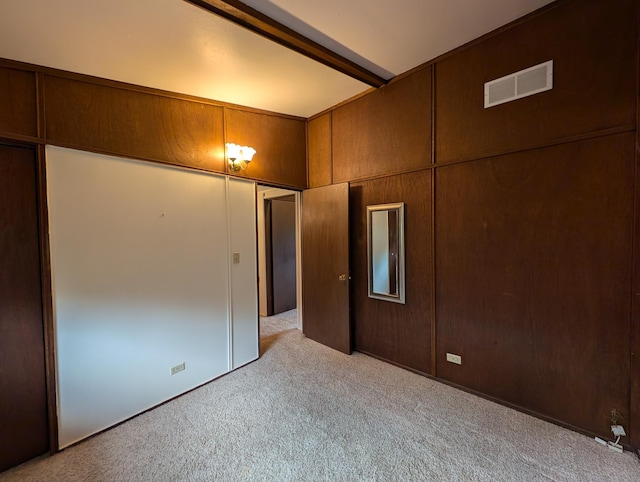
184,0,387,88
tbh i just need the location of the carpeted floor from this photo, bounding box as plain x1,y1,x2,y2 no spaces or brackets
1,309,638,481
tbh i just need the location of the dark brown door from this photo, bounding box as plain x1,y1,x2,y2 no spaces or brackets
266,196,297,315
0,145,49,471
302,183,350,354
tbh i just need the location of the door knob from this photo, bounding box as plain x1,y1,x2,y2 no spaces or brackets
338,274,347,281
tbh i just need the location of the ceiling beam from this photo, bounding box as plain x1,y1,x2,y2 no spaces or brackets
183,0,387,88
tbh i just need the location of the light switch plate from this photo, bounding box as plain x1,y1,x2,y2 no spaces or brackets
233,252,240,264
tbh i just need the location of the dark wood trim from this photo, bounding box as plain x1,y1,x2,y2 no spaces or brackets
631,134,639,449
430,65,437,375
36,73,45,139
0,132,44,145
305,120,309,188
183,0,387,88
631,2,640,448
356,349,430,377
329,112,333,185
0,57,305,121
36,144,58,454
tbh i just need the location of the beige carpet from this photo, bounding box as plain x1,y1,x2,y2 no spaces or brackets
2,309,638,481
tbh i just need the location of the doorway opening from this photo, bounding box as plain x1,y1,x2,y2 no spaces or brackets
257,185,302,333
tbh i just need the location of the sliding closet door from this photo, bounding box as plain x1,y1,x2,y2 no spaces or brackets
47,146,232,448
0,145,48,471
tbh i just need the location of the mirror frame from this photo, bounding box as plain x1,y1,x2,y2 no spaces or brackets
367,202,405,304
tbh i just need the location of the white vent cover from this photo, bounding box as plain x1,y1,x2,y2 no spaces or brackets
484,60,553,108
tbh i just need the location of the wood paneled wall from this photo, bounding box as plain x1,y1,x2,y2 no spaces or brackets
436,134,634,437
307,113,332,188
0,59,307,190
331,67,432,182
0,145,48,471
0,66,37,139
307,0,639,446
631,0,640,447
43,76,225,173
0,55,308,463
225,109,306,188
435,0,637,163
350,171,432,374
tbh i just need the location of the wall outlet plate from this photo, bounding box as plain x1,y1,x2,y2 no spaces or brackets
607,441,624,454
171,362,186,375
611,425,626,437
446,353,462,365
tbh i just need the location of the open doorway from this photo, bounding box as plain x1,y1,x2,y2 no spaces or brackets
257,185,302,333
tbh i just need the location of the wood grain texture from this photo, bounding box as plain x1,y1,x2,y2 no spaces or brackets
435,134,635,439
0,66,37,138
631,14,640,447
307,113,332,188
435,0,637,163
0,145,48,471
351,171,432,373
43,75,225,172
332,67,431,183
302,183,350,354
225,108,306,189
632,149,640,448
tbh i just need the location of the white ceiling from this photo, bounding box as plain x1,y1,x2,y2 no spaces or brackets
0,0,554,118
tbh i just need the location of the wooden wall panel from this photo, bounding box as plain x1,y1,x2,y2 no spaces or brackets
435,134,635,439
43,75,225,172
225,108,306,189
351,171,432,373
632,150,640,448
307,113,332,188
435,0,637,163
333,67,431,182
631,24,640,446
0,145,48,471
0,66,37,138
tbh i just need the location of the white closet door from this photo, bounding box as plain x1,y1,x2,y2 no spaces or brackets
228,177,259,369
47,146,231,448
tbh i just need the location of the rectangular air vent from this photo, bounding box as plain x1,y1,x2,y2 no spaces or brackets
484,60,553,108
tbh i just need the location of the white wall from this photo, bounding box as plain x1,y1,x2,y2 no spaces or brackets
46,146,258,448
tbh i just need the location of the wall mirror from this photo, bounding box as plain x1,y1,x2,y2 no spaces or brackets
367,203,405,304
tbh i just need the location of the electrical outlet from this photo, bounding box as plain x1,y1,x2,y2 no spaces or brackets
446,353,462,365
611,425,626,437
171,362,185,375
233,252,240,264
